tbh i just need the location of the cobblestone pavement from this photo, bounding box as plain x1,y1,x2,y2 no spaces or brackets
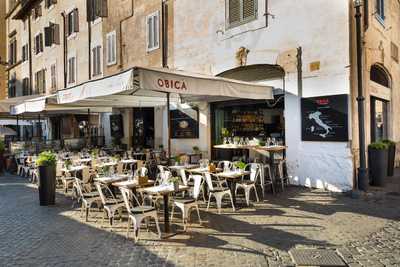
0,175,399,267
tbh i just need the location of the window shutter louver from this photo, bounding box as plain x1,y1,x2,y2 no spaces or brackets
148,16,153,49
96,0,108,18
243,0,256,20
229,0,241,24
53,24,60,44
74,9,80,32
153,14,159,48
87,0,94,22
44,26,52,47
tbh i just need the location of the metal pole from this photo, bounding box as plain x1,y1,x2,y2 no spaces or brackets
355,1,369,191
16,115,19,141
167,92,171,160
88,109,91,147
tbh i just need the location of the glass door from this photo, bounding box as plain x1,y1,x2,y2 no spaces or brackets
371,97,388,142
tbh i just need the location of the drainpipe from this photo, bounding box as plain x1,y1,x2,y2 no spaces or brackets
88,21,92,79
61,12,68,88
28,15,33,94
161,0,168,68
118,0,134,69
354,0,369,191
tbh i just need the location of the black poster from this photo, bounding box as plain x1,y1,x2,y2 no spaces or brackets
170,107,199,139
110,114,124,138
301,94,349,142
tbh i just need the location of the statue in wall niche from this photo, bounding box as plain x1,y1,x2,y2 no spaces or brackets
236,47,250,66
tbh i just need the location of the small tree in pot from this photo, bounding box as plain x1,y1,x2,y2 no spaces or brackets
382,140,396,177
36,151,57,206
368,142,389,187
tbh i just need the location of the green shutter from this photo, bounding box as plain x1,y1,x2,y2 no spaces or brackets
242,0,256,20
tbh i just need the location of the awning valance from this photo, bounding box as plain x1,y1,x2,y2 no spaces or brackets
0,95,45,113
57,67,274,106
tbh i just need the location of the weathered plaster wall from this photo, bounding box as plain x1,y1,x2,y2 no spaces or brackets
172,0,353,191
0,0,6,100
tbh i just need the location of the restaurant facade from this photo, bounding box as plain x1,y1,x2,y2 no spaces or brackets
4,0,400,193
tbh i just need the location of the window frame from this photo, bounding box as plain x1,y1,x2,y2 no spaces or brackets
375,0,385,24
67,56,77,85
106,30,117,66
226,0,258,29
35,69,46,94
34,32,44,55
9,37,17,65
92,45,102,77
146,11,160,52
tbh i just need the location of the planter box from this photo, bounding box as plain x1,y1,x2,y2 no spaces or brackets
368,148,388,187
38,165,56,206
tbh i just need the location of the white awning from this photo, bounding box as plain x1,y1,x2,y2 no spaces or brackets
0,95,45,113
57,67,274,106
10,94,112,115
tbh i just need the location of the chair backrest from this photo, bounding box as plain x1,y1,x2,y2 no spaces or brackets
56,162,63,177
204,172,216,191
119,186,143,212
134,166,148,178
179,169,188,186
218,161,232,172
199,159,209,168
157,165,169,174
94,182,108,205
74,178,85,199
81,167,91,183
191,175,203,200
116,162,124,174
246,163,260,182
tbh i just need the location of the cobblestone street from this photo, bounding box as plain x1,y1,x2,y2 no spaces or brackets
1,175,399,267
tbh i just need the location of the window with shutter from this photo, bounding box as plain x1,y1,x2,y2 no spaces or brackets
106,31,117,65
22,78,30,96
68,57,76,84
9,38,17,65
67,9,79,36
227,0,257,28
147,11,160,51
44,26,52,47
34,33,43,54
92,46,102,77
376,0,385,23
50,64,57,91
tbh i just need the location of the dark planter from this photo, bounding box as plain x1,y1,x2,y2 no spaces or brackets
38,165,56,206
387,144,396,177
368,148,388,187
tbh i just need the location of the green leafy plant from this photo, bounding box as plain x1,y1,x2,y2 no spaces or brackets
159,144,164,150
259,140,266,147
234,161,246,170
192,146,200,152
221,128,230,138
91,148,99,159
0,139,5,152
36,151,57,167
64,159,72,169
368,142,389,150
382,140,396,146
168,176,181,184
173,155,181,164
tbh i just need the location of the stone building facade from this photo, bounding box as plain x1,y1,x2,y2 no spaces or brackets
0,0,6,100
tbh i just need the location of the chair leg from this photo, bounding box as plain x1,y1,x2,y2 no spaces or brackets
154,216,161,239
228,193,235,212
245,187,250,206
126,217,131,239
254,185,260,202
101,210,106,228
170,204,175,221
206,193,212,211
196,205,201,224
215,195,222,214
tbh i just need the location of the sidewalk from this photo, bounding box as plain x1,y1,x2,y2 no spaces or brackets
0,174,399,266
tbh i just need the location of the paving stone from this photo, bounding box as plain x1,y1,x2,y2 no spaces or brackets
1,175,400,266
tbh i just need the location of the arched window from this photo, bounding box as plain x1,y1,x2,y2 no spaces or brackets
370,64,390,88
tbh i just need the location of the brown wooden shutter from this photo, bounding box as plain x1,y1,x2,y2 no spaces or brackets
87,0,94,22
74,9,80,32
229,0,241,25
53,23,60,44
96,0,108,18
39,33,44,52
243,0,256,20
44,26,52,47
33,36,37,54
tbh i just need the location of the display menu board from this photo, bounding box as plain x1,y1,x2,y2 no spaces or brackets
301,94,349,142
170,107,199,139
110,114,124,138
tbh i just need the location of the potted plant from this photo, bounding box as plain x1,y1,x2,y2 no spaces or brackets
64,159,72,170
173,155,181,166
259,140,266,147
368,142,389,187
382,140,396,176
168,176,181,192
192,146,200,154
234,161,246,171
36,151,57,206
